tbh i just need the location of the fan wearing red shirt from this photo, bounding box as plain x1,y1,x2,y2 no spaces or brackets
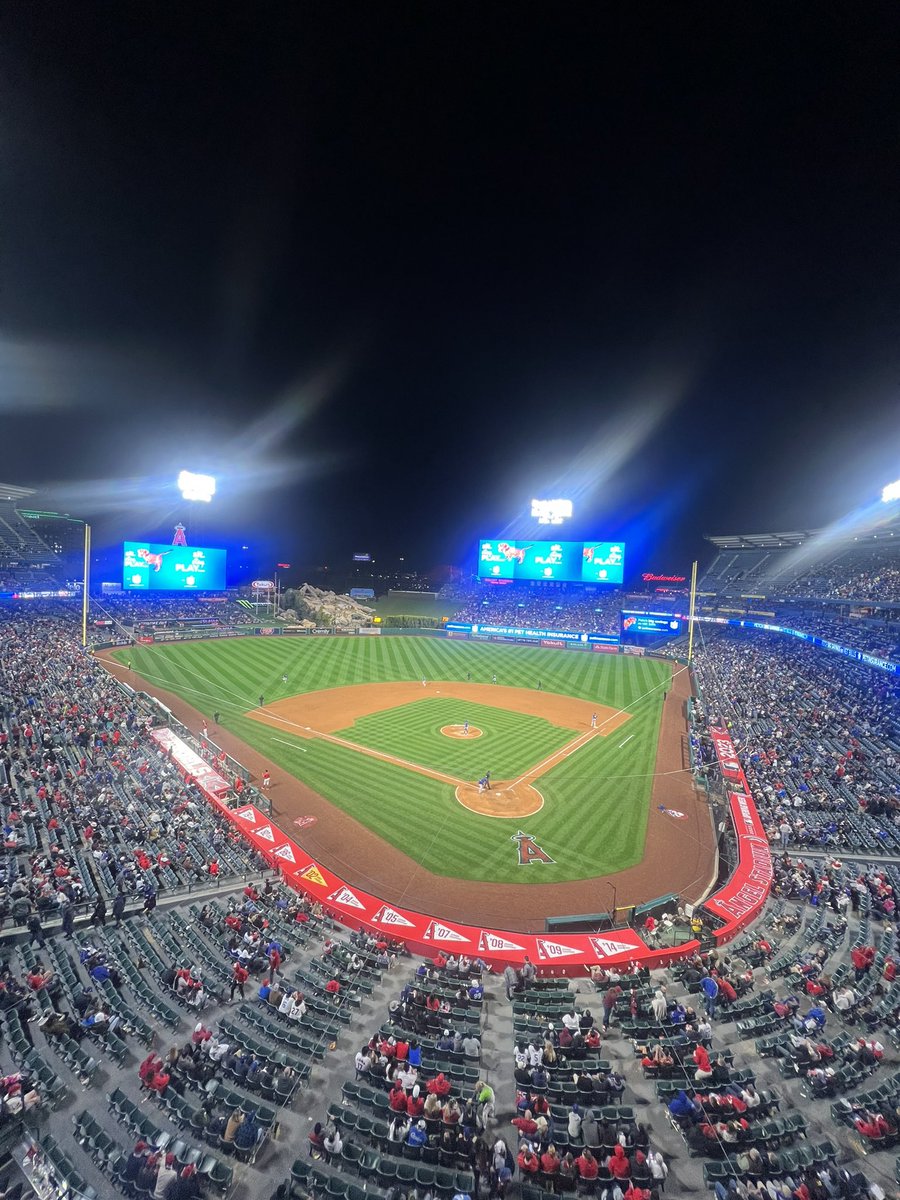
517,1146,540,1174
512,1112,538,1140
540,1147,560,1176
230,963,249,1001
576,1150,599,1180
607,1145,630,1180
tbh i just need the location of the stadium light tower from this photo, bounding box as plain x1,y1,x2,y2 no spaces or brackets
177,470,216,503
882,479,900,504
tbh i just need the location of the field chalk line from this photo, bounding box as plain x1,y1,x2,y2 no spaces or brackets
271,737,306,753
618,733,634,748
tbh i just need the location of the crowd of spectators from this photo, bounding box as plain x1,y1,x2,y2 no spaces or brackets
90,593,249,629
691,628,900,855
701,542,900,606
0,611,269,942
450,583,623,634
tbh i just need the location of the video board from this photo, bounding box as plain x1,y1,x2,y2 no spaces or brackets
477,539,625,584
620,610,682,638
123,542,227,591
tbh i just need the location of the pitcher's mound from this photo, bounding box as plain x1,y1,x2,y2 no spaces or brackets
456,781,544,818
441,724,483,740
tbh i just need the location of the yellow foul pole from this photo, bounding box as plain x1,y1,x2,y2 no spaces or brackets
82,523,91,648
686,558,698,664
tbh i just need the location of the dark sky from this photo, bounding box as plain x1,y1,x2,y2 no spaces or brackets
1,3,898,578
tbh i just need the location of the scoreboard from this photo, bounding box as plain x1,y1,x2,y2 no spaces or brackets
477,539,625,585
123,542,227,591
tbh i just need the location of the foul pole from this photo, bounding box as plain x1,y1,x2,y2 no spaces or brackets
81,523,91,648
686,558,698,664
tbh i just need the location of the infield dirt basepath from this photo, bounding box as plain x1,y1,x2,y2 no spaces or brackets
99,652,716,932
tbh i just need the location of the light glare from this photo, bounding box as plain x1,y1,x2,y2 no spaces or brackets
881,478,900,503
178,470,216,502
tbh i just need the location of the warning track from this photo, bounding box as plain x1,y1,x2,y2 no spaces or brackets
98,652,716,931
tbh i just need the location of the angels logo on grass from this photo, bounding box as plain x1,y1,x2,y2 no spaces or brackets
297,864,328,887
371,905,415,928
479,931,525,954
535,938,581,960
328,885,365,910
658,805,688,821
589,935,638,959
254,824,276,842
423,920,470,944
511,830,555,866
273,844,297,865
234,807,258,824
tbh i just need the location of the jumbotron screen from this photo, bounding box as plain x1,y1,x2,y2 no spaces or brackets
122,542,227,591
477,539,625,584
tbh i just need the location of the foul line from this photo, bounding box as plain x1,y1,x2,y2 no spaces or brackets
255,708,466,788
618,734,634,748
511,729,597,787
271,737,307,753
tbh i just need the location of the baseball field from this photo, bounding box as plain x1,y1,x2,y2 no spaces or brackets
110,637,677,889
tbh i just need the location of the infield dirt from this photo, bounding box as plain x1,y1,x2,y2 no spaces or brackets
99,650,717,931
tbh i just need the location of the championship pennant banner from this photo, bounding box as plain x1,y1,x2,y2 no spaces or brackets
151,726,713,971
703,727,772,942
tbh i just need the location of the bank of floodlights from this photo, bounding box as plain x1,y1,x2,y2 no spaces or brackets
177,470,216,503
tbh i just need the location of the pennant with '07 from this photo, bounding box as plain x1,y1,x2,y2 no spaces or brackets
423,920,470,943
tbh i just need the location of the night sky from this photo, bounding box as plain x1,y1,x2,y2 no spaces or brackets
1,4,898,578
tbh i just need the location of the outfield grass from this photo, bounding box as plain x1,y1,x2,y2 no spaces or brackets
370,593,460,620
112,637,670,885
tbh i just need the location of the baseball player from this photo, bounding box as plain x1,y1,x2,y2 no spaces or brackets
282,673,288,685
492,674,497,685
591,712,597,729
463,720,469,736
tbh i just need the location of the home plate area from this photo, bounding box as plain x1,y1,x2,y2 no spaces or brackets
455,780,544,818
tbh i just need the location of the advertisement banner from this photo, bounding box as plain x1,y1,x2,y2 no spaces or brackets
704,727,772,941
709,728,743,781
704,792,772,932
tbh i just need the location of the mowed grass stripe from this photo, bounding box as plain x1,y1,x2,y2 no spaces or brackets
337,697,577,780
113,638,672,884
